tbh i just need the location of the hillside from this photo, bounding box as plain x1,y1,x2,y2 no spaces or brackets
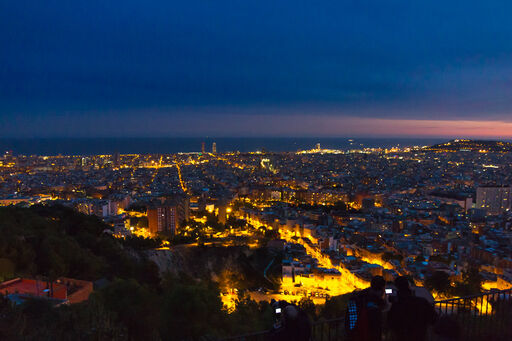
0,205,280,339
426,139,512,152
146,245,281,291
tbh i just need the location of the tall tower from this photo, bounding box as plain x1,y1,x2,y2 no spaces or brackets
112,151,120,168
201,142,205,154
212,142,217,154
316,143,321,150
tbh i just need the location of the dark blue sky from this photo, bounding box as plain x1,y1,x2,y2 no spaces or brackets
2,1,512,137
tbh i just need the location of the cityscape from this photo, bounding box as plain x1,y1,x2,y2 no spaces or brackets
1,139,512,338
3,0,512,340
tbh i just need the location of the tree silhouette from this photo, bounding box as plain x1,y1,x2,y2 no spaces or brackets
425,271,452,297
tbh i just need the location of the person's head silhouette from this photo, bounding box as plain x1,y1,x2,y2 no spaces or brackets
370,275,386,297
394,276,412,296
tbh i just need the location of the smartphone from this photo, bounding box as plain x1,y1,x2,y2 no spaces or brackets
273,307,283,328
385,288,393,295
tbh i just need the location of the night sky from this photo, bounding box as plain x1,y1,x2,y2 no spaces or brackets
2,1,512,138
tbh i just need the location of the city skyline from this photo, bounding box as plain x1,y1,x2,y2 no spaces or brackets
2,2,512,339
2,1,512,138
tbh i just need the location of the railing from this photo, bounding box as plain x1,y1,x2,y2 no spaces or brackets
222,317,345,341
434,288,512,340
223,288,512,341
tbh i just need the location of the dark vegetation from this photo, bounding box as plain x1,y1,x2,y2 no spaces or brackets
0,205,160,285
425,268,483,298
0,205,325,340
129,216,148,228
168,213,273,246
291,200,359,215
382,252,403,262
122,235,163,250
427,139,512,152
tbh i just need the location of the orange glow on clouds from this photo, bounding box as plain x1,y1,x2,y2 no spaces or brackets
325,117,512,138
8,111,512,138
191,114,512,138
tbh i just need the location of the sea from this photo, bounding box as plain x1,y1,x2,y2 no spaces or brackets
0,137,453,156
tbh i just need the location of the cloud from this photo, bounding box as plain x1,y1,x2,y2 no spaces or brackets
2,109,512,138
1,1,512,136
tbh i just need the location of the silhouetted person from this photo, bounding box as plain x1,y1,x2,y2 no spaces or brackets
345,276,387,341
270,300,311,341
388,276,437,341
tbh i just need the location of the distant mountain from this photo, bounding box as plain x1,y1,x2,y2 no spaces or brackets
426,139,512,152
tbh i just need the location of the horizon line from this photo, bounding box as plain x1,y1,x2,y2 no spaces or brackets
0,136,511,140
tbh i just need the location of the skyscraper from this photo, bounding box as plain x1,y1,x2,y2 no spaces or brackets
112,151,120,168
212,142,217,154
201,142,205,154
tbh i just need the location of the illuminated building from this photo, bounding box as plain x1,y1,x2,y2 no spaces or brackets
201,142,205,154
112,151,120,168
476,186,511,215
148,206,179,235
74,200,119,217
0,277,93,305
218,205,227,224
148,197,190,235
3,150,13,162
260,157,276,173
212,142,217,154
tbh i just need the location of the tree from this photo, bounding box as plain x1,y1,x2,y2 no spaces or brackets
429,254,452,264
414,255,426,263
298,296,316,320
425,271,452,296
321,293,351,319
0,258,15,281
227,216,246,229
135,216,148,228
332,201,348,213
382,252,403,262
122,235,162,250
264,228,280,240
160,278,227,339
227,291,273,335
0,205,301,339
453,267,482,296
126,203,147,213
206,213,226,232
0,292,126,339
0,295,25,340
94,278,160,340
